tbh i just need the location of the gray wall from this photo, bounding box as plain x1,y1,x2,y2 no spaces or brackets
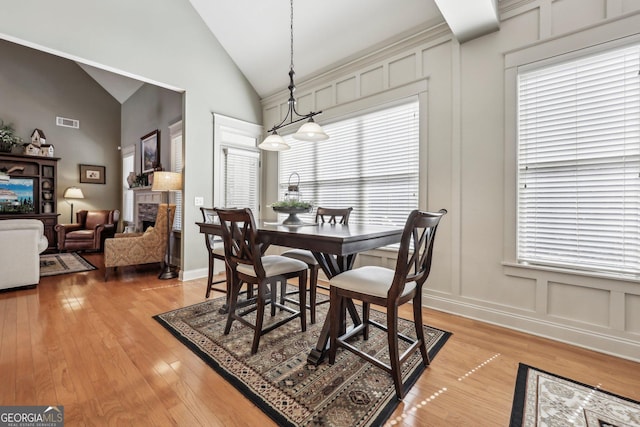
121,83,182,176
261,0,640,361
0,39,121,221
0,0,262,275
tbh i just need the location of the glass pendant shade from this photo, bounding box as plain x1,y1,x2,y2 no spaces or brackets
293,120,329,141
258,133,291,151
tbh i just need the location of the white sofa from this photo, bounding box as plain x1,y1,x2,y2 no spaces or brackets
0,219,48,291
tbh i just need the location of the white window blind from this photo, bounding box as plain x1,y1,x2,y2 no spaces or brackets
517,44,640,275
279,99,419,226
223,147,260,213
121,147,135,224
170,124,183,231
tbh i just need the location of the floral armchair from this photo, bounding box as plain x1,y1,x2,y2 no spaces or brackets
103,204,175,280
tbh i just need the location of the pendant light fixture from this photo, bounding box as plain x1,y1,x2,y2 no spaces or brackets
258,0,329,151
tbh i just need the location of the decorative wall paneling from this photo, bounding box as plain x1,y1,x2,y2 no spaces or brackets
261,0,640,361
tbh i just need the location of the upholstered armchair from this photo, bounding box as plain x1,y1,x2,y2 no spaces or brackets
0,219,48,291
55,209,119,252
103,204,175,280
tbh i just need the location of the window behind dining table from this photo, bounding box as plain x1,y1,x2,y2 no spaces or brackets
517,42,640,276
223,147,260,214
278,99,419,227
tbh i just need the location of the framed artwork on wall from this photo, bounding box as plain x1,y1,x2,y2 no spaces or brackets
79,164,106,184
141,129,160,173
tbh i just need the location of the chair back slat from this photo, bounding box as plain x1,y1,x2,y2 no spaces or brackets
390,209,447,300
316,207,353,225
215,208,264,277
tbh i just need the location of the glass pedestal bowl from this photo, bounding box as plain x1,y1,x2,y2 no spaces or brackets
272,205,312,225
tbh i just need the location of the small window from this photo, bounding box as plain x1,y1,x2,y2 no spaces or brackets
169,121,183,231
223,147,260,212
121,146,135,224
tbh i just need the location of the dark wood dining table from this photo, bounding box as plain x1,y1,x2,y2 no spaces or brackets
197,219,403,364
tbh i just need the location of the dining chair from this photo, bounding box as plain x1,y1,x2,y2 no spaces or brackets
281,207,353,324
216,207,308,354
200,207,228,298
328,208,447,400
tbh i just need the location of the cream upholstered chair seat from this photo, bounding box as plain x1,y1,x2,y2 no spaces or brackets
237,255,307,278
280,249,318,265
329,266,416,299
213,247,225,257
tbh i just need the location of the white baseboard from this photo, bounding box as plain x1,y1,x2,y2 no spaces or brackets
180,268,208,282
425,295,640,363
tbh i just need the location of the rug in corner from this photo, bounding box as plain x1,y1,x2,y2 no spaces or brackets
40,252,96,277
154,295,451,427
510,363,640,426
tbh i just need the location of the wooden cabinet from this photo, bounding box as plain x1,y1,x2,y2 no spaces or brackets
0,153,60,250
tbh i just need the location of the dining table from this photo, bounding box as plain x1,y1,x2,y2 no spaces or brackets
197,219,404,365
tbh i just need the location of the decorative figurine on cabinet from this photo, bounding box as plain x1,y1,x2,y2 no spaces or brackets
39,144,54,157
22,142,40,156
31,129,46,146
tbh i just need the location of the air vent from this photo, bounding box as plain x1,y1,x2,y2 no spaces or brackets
56,116,80,129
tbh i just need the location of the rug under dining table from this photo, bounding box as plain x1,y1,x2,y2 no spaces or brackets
154,293,451,427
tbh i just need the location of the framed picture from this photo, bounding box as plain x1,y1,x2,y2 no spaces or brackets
79,164,106,184
141,129,160,173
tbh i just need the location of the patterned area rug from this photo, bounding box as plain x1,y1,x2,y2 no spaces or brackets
39,252,96,277
510,363,640,426
154,294,451,427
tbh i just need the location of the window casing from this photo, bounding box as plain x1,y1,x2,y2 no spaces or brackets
278,99,419,227
517,43,640,276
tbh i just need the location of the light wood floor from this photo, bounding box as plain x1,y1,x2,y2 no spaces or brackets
1,254,639,426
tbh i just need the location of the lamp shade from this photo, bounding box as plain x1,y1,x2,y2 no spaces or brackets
293,120,329,142
258,133,290,151
152,171,182,192
63,187,84,199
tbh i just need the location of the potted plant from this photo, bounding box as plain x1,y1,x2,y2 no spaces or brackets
0,120,23,153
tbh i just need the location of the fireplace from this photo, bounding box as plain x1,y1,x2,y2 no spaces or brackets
133,188,163,231
142,220,155,231
139,203,158,231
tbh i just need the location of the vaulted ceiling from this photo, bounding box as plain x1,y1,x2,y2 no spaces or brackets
81,0,499,103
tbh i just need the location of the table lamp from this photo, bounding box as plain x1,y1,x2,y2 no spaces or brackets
152,171,182,279
63,186,84,222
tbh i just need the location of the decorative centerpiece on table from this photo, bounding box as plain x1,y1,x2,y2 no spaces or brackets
271,172,313,225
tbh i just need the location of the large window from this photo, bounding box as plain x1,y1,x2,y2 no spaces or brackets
279,100,419,227
517,43,640,275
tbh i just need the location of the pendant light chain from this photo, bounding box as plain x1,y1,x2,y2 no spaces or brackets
290,0,294,71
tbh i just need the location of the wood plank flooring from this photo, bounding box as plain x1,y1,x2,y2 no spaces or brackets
1,253,638,426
